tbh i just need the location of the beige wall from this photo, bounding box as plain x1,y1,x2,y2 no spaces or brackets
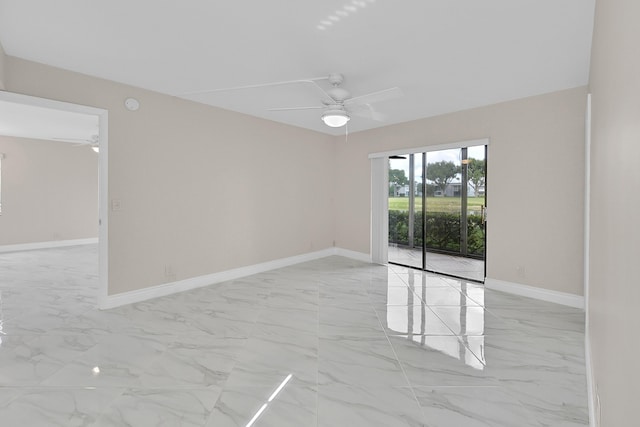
334,87,587,296
6,57,336,295
588,0,640,424
4,54,588,299
0,135,98,244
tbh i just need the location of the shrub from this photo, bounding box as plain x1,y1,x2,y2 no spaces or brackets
389,210,484,257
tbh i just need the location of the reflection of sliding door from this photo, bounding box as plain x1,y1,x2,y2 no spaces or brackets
388,145,486,282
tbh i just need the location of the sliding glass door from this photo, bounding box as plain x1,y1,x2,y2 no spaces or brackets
465,145,487,261
388,154,423,269
388,145,486,282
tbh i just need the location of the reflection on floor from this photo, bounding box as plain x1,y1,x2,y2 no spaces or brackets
0,245,588,426
389,245,485,282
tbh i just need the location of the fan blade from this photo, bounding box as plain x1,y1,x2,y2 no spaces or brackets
53,137,91,144
349,104,388,122
309,80,336,104
179,76,328,96
345,87,403,106
268,106,324,111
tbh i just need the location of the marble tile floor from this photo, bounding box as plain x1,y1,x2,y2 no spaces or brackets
0,245,589,426
388,245,485,282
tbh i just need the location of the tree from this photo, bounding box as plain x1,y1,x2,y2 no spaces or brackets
466,158,485,197
389,168,409,186
388,168,409,196
426,161,460,196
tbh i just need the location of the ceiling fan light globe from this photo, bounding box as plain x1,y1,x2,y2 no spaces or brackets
321,110,350,127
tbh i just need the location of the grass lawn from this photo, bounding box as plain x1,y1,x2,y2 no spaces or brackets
389,196,485,213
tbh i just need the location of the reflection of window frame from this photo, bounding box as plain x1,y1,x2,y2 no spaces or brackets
387,271,485,370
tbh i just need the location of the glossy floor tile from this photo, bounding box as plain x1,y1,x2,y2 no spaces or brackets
0,245,589,426
388,245,485,282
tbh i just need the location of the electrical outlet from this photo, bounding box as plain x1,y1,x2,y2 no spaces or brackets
164,265,176,282
111,199,122,211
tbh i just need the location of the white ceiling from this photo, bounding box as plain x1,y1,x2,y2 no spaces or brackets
0,0,595,136
0,100,99,144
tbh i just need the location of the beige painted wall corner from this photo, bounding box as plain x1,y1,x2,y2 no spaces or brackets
588,0,640,424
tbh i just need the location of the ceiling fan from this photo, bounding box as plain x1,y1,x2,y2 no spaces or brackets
267,73,402,128
182,73,402,129
53,134,99,152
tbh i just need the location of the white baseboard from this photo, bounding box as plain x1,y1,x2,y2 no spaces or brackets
0,238,98,253
484,277,585,309
334,247,372,263
100,247,371,309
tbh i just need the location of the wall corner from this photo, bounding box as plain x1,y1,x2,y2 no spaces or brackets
0,40,6,90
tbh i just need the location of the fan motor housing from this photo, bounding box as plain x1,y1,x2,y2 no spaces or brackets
328,87,350,102
328,73,344,86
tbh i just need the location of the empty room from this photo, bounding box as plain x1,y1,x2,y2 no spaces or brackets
0,1,637,426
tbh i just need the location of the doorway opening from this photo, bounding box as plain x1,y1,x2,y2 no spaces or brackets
387,144,486,282
0,91,109,306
